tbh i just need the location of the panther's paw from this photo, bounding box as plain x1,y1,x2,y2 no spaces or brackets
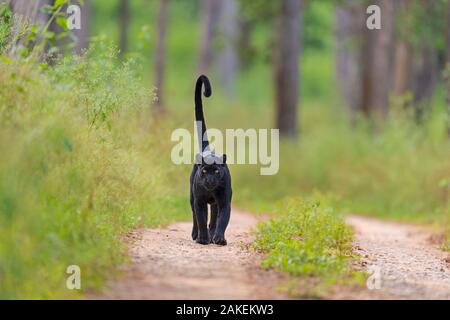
192,229,198,241
208,229,216,243
196,236,209,245
213,234,227,246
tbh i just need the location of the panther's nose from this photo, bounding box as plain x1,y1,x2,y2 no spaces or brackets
205,178,215,188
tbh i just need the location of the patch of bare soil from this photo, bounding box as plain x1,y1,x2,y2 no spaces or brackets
345,215,450,299
92,210,450,300
93,210,286,299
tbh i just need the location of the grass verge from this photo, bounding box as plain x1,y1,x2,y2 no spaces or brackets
0,47,190,299
253,197,364,297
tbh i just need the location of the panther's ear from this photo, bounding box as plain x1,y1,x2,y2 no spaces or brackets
222,154,227,164
195,153,203,164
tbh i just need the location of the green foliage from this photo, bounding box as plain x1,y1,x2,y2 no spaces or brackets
0,48,189,299
238,0,334,68
303,0,334,52
52,0,70,10
0,0,74,59
0,3,12,53
254,197,358,295
397,0,449,50
50,43,153,127
239,0,278,24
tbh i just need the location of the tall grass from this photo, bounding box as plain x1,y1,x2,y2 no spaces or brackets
0,47,190,298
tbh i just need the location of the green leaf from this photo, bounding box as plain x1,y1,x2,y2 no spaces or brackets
52,0,68,10
0,56,13,64
438,178,449,188
56,17,68,30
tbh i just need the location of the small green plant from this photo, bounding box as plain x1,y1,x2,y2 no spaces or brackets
253,197,359,296
0,3,12,53
50,42,154,127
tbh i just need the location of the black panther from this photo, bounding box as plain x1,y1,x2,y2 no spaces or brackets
190,75,232,246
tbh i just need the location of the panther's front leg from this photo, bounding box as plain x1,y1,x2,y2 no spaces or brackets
209,204,218,242
191,213,198,241
194,201,209,245
213,204,230,246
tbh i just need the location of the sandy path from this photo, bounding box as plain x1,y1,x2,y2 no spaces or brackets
346,215,450,299
93,210,450,300
95,210,285,299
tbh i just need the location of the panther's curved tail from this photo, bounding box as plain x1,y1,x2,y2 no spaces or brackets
195,75,212,152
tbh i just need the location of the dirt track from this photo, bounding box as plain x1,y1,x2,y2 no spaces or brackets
95,210,285,299
93,210,450,300
347,215,450,299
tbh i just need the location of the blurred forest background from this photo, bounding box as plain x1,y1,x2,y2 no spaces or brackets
0,0,449,298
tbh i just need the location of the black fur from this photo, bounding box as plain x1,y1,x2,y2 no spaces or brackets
190,75,232,246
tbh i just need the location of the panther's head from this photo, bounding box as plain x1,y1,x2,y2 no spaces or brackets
195,151,227,191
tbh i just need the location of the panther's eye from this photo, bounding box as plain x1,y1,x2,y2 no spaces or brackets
202,169,207,174
215,169,219,174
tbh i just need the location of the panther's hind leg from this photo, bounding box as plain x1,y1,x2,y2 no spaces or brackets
191,191,198,241
209,204,218,242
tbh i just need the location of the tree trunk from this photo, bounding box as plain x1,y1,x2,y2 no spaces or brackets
411,46,439,104
393,0,412,97
153,0,169,110
446,1,450,137
393,41,411,96
237,17,253,71
118,0,129,59
360,0,395,118
198,0,222,75
446,0,450,65
10,0,49,26
74,0,90,55
217,0,238,100
9,0,50,56
410,0,439,109
274,0,302,139
335,1,366,115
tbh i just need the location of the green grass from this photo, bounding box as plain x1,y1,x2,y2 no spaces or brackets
0,47,190,298
253,196,362,297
